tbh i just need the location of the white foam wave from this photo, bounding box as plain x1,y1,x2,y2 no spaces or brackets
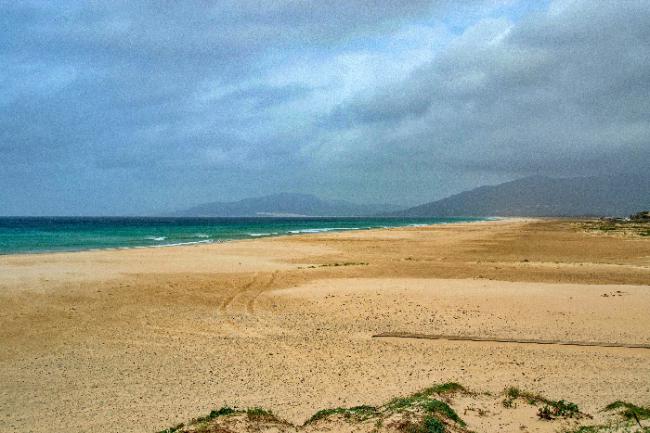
152,239,214,248
146,236,167,241
248,232,278,237
287,227,363,234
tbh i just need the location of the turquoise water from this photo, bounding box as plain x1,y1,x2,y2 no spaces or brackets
0,217,484,255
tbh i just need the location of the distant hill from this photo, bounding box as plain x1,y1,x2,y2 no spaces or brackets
390,174,649,217
170,193,403,217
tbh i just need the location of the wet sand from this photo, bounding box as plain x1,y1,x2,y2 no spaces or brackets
1,218,649,432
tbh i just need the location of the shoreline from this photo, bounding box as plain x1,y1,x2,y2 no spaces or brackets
1,218,648,433
0,216,502,258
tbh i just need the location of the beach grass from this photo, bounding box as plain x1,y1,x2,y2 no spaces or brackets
502,387,581,419
158,382,470,433
147,382,650,433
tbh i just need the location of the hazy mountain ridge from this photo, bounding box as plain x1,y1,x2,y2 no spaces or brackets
390,174,649,217
171,193,403,217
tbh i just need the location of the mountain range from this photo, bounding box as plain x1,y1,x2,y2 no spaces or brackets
390,174,648,217
171,174,648,218
170,193,403,217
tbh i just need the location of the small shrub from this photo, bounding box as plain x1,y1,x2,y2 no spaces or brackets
554,400,580,417
194,406,237,424
538,405,553,420
503,387,580,419
502,387,520,408
405,416,446,433
208,407,235,418
158,406,239,432
388,396,420,410
246,407,274,420
427,382,466,395
306,405,377,423
422,400,465,426
604,401,650,420
422,416,446,433
536,400,580,420
505,387,521,399
389,382,467,410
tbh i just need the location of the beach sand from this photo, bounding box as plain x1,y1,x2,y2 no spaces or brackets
1,218,649,432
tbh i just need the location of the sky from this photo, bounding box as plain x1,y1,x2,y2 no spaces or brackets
1,0,649,215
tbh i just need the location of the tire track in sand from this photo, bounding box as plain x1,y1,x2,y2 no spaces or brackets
218,271,278,333
246,271,277,314
373,332,650,350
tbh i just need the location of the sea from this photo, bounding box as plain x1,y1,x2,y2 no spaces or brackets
0,216,485,255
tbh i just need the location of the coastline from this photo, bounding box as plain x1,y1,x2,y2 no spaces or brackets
1,218,649,433
0,216,491,257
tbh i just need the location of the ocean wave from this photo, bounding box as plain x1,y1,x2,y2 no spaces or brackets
248,232,278,237
145,236,167,241
193,233,210,238
287,227,362,234
152,239,214,248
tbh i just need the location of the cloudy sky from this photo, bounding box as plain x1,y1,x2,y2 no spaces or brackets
1,0,648,215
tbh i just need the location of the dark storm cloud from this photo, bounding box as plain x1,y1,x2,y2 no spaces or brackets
1,0,648,215
328,1,650,178
0,1,434,169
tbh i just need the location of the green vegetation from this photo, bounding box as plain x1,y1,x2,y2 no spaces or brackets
157,382,470,433
412,416,447,433
381,383,466,432
205,406,236,419
538,405,554,420
387,395,463,422
427,382,466,395
309,382,466,426
537,399,581,419
157,424,184,433
502,386,524,407
605,401,650,421
387,382,466,412
555,400,580,417
306,405,378,424
563,422,650,433
560,401,650,433
246,407,276,420
160,383,650,433
192,406,237,425
156,406,273,433
422,400,465,426
502,387,581,419
156,406,239,432
580,218,650,238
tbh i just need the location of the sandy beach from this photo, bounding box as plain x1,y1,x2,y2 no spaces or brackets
1,218,649,433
